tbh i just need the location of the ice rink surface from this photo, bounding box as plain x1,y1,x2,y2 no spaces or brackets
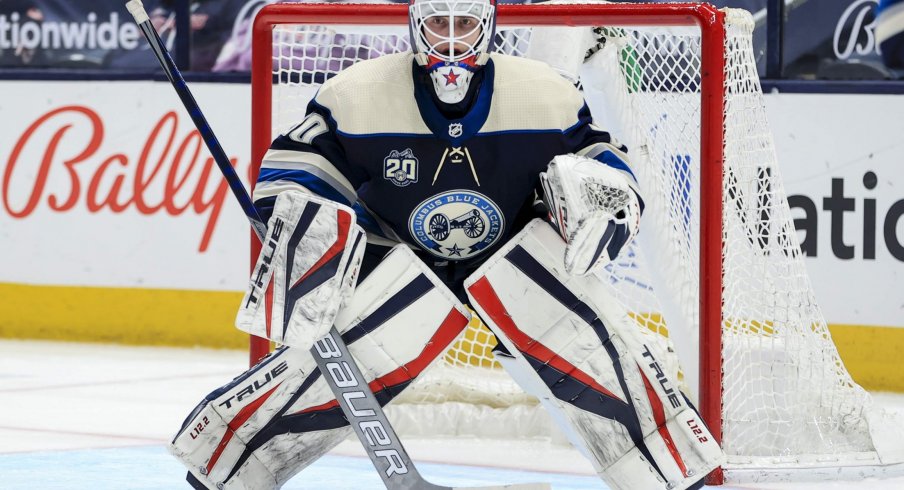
2,339,904,490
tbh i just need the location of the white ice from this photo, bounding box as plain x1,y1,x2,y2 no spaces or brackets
2,339,903,490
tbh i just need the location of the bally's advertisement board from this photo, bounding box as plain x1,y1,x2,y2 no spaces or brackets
0,81,252,348
0,80,903,388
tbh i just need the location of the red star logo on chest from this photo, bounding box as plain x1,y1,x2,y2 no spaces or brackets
443,69,460,86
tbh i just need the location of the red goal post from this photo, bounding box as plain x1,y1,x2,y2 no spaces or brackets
248,2,904,485
250,0,728,466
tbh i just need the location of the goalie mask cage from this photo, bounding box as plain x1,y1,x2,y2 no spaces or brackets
249,2,904,484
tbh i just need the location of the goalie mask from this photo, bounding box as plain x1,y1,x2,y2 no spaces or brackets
409,0,496,104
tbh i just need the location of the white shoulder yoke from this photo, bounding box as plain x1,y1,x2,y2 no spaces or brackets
483,53,587,133
316,52,431,136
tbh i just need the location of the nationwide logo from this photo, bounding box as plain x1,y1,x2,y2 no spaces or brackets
408,190,504,261
0,12,144,52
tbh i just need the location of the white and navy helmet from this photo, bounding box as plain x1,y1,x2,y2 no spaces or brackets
409,0,497,103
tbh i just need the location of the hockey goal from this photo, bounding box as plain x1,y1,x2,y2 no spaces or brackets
248,1,904,484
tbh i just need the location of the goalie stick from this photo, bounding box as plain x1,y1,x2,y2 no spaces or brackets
125,2,546,489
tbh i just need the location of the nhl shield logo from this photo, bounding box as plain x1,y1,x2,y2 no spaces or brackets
383,148,419,187
448,123,463,138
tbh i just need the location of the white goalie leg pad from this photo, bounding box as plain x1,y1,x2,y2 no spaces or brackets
465,219,724,490
170,346,326,490
236,190,366,350
172,245,470,489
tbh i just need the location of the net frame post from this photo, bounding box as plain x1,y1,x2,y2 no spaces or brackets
249,2,728,484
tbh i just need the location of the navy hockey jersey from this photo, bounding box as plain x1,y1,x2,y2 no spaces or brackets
254,51,637,271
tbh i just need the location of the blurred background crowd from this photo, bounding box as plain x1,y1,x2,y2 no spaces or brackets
0,0,901,80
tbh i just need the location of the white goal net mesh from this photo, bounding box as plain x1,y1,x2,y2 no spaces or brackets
257,1,903,480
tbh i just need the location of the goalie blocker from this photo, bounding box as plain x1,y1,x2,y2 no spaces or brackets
235,190,365,350
465,219,724,490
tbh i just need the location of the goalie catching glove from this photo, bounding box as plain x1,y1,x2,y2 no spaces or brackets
540,153,642,276
235,190,365,350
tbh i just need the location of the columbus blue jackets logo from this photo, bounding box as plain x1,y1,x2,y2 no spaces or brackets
383,148,419,187
409,190,504,261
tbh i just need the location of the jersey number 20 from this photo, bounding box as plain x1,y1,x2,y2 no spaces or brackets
384,158,418,182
